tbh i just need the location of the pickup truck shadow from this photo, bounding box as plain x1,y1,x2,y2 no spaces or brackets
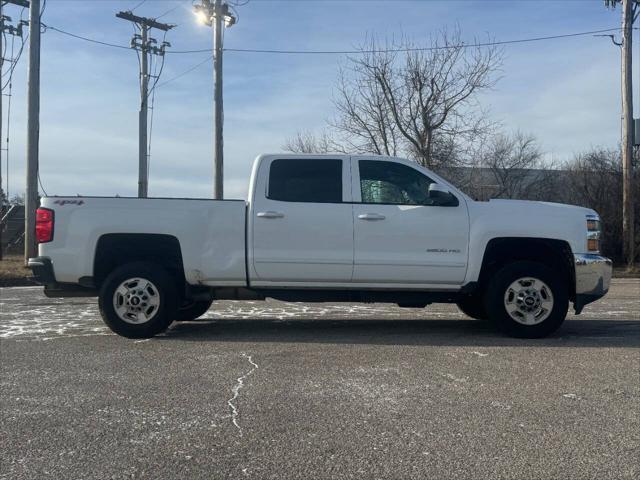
161,318,640,348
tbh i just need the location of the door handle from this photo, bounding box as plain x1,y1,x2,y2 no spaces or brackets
358,213,386,221
257,211,285,219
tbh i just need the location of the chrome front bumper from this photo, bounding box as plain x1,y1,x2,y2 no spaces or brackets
573,254,613,314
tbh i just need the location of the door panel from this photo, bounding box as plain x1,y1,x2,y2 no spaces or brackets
352,159,469,285
251,157,354,283
353,204,468,283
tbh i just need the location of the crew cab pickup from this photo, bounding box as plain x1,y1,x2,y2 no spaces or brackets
29,154,612,339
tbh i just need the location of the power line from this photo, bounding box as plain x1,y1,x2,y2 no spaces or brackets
37,171,47,196
130,0,147,12
223,27,624,54
1,36,26,89
146,30,169,193
1,4,27,87
43,24,131,50
4,59,14,203
166,47,212,54
2,30,7,66
147,58,158,188
168,26,625,54
42,24,624,55
1,2,29,205
3,30,16,199
156,54,212,88
151,25,626,89
2,30,27,90
155,3,182,20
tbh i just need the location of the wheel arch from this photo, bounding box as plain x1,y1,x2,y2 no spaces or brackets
477,237,575,301
93,233,185,290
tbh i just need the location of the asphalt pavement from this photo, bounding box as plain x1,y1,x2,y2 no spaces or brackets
1,279,639,479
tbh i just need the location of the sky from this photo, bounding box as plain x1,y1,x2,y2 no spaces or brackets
1,0,638,200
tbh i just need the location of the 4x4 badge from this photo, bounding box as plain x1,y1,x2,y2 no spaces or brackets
53,199,84,206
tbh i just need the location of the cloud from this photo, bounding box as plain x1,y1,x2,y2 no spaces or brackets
486,39,621,161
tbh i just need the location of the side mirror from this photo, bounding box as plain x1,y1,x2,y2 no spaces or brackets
428,183,458,206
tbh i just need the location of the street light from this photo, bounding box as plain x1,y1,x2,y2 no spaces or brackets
193,4,211,26
193,1,236,28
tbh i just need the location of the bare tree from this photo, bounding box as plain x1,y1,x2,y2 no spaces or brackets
338,28,503,169
330,65,401,156
481,132,549,199
282,130,336,154
284,27,502,168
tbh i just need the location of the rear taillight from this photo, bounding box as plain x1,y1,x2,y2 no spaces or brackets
36,208,54,243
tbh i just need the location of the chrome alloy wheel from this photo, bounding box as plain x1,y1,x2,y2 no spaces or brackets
113,277,161,324
503,277,554,326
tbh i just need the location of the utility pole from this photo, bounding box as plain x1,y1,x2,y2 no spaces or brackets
620,0,636,268
0,0,29,260
193,0,236,199
605,0,638,268
138,23,150,198
213,0,224,200
1,2,3,210
24,0,39,263
116,11,173,198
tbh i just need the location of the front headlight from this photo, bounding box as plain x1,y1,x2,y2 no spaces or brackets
587,218,601,232
586,215,601,253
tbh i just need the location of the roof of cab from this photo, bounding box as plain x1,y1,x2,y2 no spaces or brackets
256,153,401,161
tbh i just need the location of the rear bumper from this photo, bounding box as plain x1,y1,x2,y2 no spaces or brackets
27,256,56,285
28,256,96,297
573,254,612,314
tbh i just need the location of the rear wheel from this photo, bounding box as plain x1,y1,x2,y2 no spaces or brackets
456,294,487,320
484,261,568,338
175,299,214,321
99,262,178,339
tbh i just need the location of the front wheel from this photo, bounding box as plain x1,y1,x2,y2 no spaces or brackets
99,262,179,339
484,261,568,338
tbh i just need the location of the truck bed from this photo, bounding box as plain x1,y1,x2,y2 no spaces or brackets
38,197,248,287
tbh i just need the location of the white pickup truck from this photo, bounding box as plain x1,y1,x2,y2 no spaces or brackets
29,154,612,339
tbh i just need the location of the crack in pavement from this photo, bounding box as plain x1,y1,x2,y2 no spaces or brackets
227,353,259,437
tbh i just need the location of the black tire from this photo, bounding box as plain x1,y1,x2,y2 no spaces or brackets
456,294,487,320
175,299,214,321
98,262,179,339
484,261,568,338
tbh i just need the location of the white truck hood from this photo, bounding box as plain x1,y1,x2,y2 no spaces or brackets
485,199,597,218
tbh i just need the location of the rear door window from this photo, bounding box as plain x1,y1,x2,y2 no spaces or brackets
268,159,343,203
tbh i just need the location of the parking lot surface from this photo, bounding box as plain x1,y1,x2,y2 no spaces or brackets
1,279,639,479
